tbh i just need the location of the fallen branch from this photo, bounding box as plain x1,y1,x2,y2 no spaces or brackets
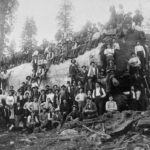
82,124,111,139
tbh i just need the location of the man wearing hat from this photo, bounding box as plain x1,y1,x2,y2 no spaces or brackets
6,90,15,130
19,82,26,95
81,65,88,92
31,85,40,99
31,78,38,89
69,59,78,83
105,95,118,112
87,61,99,90
46,88,55,105
66,105,80,121
45,85,50,95
93,82,106,115
26,76,31,87
60,85,68,101
60,99,70,121
17,88,24,108
82,97,97,119
39,89,46,104
53,89,60,109
9,85,16,96
52,108,63,128
53,84,59,91
39,107,48,131
32,53,38,75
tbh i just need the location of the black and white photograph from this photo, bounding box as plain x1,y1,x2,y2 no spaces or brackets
0,0,150,149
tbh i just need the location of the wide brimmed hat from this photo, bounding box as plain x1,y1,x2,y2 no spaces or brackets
45,85,50,88
61,85,66,88
26,76,31,80
40,88,45,92
72,105,78,108
32,85,39,89
82,65,86,68
24,91,30,95
71,59,76,63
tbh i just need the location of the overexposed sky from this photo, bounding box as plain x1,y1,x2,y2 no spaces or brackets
10,0,150,50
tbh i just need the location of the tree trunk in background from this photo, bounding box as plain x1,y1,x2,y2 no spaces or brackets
0,6,5,59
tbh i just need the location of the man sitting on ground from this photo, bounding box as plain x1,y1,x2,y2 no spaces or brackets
82,97,97,119
105,95,118,112
60,99,70,121
39,108,48,131
52,108,63,128
66,105,80,121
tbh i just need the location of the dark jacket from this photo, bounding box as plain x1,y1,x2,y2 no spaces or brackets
69,64,78,76
14,106,24,116
60,103,70,114
2,106,11,119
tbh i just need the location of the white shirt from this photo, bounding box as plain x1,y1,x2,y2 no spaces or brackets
32,50,39,56
95,88,105,97
96,88,101,96
46,93,55,103
6,96,15,106
128,57,141,67
75,93,87,102
131,91,136,99
23,102,32,111
41,101,53,109
87,66,97,77
31,102,39,111
72,42,77,49
104,48,114,56
44,47,49,54
91,67,96,75
31,82,38,88
113,43,120,50
135,45,145,57
92,87,106,98
106,101,117,112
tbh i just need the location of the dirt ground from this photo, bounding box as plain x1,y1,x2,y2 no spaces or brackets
1,111,150,150
0,130,150,150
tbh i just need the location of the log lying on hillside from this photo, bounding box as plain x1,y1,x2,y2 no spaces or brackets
63,111,150,137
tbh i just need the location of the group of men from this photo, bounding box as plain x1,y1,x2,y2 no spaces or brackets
0,6,149,133
0,51,120,132
0,72,118,133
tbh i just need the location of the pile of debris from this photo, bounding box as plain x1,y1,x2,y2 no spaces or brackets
1,110,150,150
